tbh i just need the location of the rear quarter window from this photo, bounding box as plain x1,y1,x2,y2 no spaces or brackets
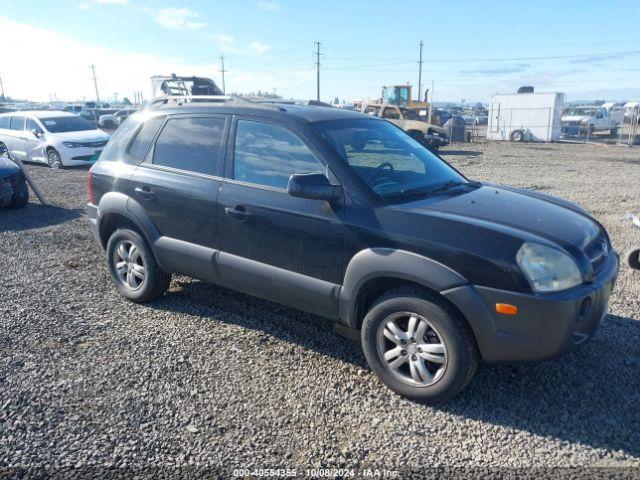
0,116,9,129
98,115,144,162
127,116,165,162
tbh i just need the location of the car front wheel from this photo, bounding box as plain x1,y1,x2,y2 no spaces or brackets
106,228,171,302
361,288,478,403
47,148,63,169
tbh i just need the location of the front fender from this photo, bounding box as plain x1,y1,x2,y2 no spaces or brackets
338,248,467,327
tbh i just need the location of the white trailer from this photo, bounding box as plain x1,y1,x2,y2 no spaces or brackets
487,91,564,142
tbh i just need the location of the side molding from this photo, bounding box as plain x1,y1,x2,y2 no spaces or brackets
339,248,467,327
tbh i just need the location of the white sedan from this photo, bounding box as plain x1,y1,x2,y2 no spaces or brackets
0,111,110,168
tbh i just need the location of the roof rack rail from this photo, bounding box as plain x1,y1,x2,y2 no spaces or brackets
149,95,254,108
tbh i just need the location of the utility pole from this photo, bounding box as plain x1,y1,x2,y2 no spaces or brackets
219,54,226,94
91,64,101,106
314,41,321,102
0,74,5,102
417,40,424,102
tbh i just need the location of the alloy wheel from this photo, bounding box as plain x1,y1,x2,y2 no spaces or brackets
47,150,62,169
377,311,447,387
112,239,146,290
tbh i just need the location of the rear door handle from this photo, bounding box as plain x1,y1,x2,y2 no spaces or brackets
134,186,155,199
224,206,252,222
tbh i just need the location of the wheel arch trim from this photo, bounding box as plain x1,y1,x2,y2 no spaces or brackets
339,248,468,328
97,192,161,246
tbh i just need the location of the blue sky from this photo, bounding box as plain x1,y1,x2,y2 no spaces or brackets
1,0,639,103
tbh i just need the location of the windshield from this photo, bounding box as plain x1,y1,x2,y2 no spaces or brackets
312,118,468,198
39,116,97,133
567,107,597,116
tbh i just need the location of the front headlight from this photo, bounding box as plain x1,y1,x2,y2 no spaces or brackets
516,242,582,292
63,141,82,148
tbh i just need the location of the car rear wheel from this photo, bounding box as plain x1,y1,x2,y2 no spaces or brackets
510,129,524,142
46,148,63,169
629,249,640,270
106,228,171,302
361,288,478,403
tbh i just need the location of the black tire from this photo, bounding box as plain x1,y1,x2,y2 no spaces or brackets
106,228,171,302
629,249,640,270
610,127,619,138
361,288,478,403
46,148,63,169
11,178,29,208
510,129,524,142
0,142,9,159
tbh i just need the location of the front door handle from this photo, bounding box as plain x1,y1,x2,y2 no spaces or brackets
134,186,155,199
224,206,252,222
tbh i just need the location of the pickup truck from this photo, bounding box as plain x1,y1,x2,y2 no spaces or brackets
561,106,621,137
361,103,450,150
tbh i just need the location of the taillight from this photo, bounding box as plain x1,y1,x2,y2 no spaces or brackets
88,171,95,204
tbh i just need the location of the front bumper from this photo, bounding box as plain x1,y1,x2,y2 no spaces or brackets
442,252,619,363
58,145,104,166
424,133,450,148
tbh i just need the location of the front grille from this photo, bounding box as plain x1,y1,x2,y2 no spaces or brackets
585,231,610,274
72,155,95,161
78,140,107,148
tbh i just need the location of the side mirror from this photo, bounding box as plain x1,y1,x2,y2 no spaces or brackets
287,173,342,201
31,129,43,138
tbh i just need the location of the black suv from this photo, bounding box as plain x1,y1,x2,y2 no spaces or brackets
88,99,619,403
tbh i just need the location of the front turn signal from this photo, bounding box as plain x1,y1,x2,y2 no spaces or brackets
496,303,518,315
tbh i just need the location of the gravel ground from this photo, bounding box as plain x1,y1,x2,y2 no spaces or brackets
1,142,639,477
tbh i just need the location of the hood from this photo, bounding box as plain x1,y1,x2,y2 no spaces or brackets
0,156,20,179
398,119,429,133
429,124,448,136
561,114,591,122
394,185,600,251
46,129,110,142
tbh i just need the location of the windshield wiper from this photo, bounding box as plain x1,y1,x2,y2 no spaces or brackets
380,180,480,200
426,180,481,194
380,186,434,199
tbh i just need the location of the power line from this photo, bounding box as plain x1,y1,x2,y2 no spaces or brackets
314,41,321,101
220,54,227,94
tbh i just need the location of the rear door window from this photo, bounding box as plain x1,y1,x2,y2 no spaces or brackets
152,116,226,176
10,116,25,131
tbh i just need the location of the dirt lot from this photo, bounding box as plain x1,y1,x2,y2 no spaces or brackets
1,142,639,476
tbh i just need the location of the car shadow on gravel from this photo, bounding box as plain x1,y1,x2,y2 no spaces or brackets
151,281,640,458
0,204,83,232
153,278,369,368
439,313,640,458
